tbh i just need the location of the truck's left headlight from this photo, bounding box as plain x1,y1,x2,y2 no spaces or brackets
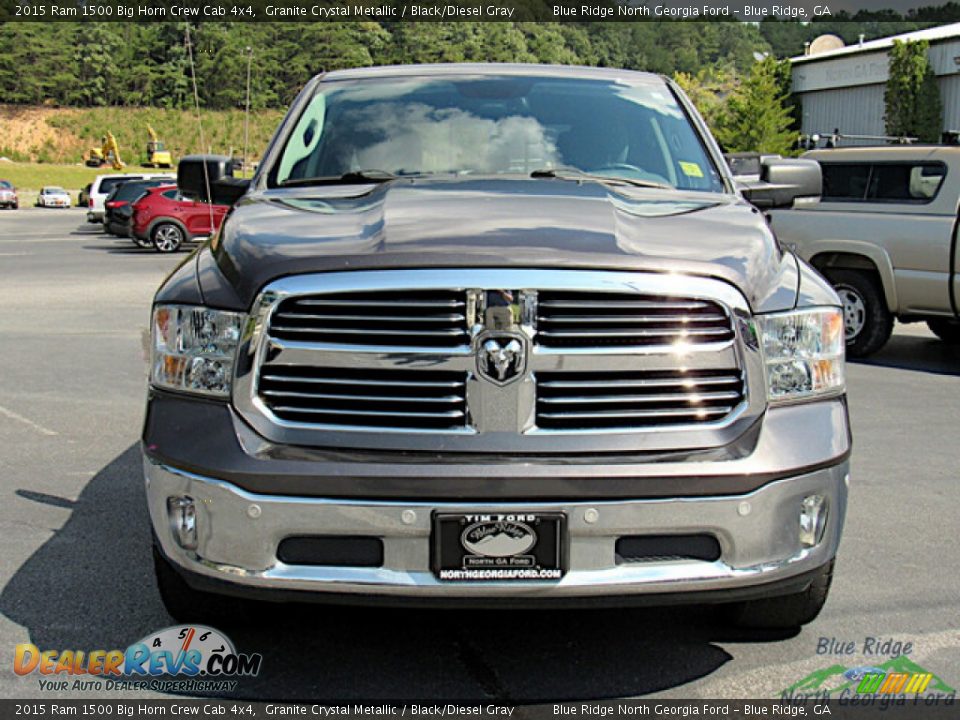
151,305,244,398
758,307,845,403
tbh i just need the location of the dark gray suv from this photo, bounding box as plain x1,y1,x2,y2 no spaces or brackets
144,64,849,629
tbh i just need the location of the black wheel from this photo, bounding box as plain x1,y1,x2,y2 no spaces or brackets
823,269,893,358
152,222,185,253
728,560,835,630
927,318,960,344
153,544,256,626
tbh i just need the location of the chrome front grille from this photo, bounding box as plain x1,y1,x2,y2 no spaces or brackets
258,367,468,430
237,269,761,452
536,291,734,347
270,290,469,348
536,369,745,431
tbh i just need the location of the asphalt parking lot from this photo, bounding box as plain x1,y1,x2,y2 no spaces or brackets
1,207,958,703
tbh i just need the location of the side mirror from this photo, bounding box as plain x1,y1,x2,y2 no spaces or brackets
177,154,250,206
739,158,821,209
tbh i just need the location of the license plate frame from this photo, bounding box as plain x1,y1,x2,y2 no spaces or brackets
432,512,565,582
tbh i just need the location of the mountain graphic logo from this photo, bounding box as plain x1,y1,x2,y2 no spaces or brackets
782,656,955,697
462,520,537,557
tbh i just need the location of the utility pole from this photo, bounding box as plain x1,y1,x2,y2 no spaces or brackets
243,46,253,176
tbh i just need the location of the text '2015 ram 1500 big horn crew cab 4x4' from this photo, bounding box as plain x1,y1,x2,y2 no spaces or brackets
144,64,850,630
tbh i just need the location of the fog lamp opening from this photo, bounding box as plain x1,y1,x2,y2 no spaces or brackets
167,496,198,550
799,494,827,548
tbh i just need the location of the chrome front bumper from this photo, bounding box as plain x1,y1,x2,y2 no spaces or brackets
146,457,847,599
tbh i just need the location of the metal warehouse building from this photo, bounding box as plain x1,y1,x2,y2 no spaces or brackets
791,23,960,141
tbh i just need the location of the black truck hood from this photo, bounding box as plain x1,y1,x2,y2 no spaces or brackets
201,177,798,311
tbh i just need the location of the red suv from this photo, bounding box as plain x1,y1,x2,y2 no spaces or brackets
131,185,229,253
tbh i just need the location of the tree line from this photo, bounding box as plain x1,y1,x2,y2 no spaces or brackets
0,7,958,156
3,11,958,111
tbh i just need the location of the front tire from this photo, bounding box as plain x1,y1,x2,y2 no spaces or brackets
152,222,185,253
927,318,960,344
153,544,256,626
728,560,834,630
824,269,893,358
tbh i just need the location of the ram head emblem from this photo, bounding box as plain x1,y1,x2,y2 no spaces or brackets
477,336,525,385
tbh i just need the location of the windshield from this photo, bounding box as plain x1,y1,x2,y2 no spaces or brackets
271,74,724,193
0,181,11,189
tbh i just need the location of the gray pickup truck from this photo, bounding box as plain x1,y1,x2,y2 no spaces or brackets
143,64,849,629
770,145,960,357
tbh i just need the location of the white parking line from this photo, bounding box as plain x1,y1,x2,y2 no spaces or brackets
0,404,58,436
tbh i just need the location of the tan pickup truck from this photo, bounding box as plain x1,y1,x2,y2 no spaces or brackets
770,145,960,356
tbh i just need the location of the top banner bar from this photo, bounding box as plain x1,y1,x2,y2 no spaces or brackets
0,0,943,22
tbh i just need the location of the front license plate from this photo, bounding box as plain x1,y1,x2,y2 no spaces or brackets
432,512,565,581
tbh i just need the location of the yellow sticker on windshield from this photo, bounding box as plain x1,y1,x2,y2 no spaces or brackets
679,161,704,178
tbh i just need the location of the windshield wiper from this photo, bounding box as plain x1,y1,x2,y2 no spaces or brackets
280,170,397,187
530,167,672,190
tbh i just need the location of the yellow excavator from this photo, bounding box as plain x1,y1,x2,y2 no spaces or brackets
85,132,125,170
144,126,173,168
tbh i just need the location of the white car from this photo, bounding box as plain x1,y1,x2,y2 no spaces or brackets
87,173,174,223
36,186,72,208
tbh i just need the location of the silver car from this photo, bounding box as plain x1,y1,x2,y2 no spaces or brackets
36,186,72,209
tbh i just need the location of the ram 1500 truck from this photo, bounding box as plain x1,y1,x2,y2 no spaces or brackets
144,64,849,629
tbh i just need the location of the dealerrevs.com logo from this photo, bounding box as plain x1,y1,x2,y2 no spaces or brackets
14,625,262,693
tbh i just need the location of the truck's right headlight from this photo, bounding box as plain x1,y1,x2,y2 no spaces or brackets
758,307,845,403
151,305,244,398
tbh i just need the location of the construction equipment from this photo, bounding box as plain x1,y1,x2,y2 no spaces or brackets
85,132,125,170
144,126,174,168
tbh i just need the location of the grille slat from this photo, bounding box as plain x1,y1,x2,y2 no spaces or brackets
539,299,711,310
270,325,466,337
262,390,464,404
271,406,466,420
539,376,737,390
539,327,731,339
259,367,468,430
260,374,463,389
275,313,466,323
537,291,734,348
539,407,734,421
296,299,465,308
538,313,728,325
539,390,742,405
537,370,744,431
271,290,469,347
